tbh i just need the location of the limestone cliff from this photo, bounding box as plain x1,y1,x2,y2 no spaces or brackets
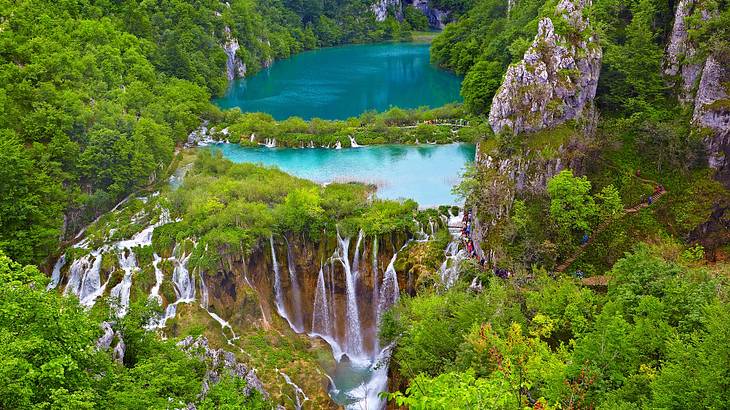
409,0,449,29
488,0,602,136
372,0,403,21
693,53,730,185
664,0,711,102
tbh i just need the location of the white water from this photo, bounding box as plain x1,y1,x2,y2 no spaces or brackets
47,254,66,290
285,238,304,332
335,231,365,360
349,136,364,148
278,369,309,409
271,236,299,331
109,250,137,316
148,254,164,304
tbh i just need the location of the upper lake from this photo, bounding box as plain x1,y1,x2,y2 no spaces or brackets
213,42,463,120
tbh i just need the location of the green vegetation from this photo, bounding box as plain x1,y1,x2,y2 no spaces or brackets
384,242,730,408
0,250,272,409
0,0,440,265
208,104,481,147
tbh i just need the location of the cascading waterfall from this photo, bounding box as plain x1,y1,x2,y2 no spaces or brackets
65,252,107,307
278,369,309,410
438,240,466,288
377,249,401,328
199,270,209,309
270,236,298,330
285,237,304,332
172,249,195,302
47,254,66,290
335,231,364,360
311,267,333,338
148,254,164,304
110,249,137,316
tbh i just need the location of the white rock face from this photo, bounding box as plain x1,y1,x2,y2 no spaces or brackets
410,0,449,29
372,0,402,21
488,0,602,135
664,0,713,102
223,26,246,81
693,54,730,184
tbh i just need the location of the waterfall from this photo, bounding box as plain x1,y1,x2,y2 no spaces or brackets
352,229,363,279
285,237,304,332
348,135,364,147
47,254,66,290
278,369,309,410
172,249,195,302
262,138,276,148
311,267,332,336
438,240,466,288
65,252,106,307
335,231,364,360
148,254,164,304
199,270,209,309
371,236,379,322
110,249,137,316
270,236,297,330
377,252,400,326
334,140,342,150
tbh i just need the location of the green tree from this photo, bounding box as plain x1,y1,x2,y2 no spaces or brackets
547,170,597,239
460,60,503,114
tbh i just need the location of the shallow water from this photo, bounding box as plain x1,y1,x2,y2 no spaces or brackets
208,143,475,207
213,42,463,120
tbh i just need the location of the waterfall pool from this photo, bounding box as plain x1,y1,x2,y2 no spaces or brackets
207,143,476,207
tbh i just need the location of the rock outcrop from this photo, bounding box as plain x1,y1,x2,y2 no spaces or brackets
410,0,449,29
372,0,403,21
223,26,246,81
177,336,269,399
96,321,125,364
693,53,730,185
488,0,602,136
664,0,711,102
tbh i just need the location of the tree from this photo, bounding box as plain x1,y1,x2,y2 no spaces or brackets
595,184,623,223
461,60,503,114
547,170,597,239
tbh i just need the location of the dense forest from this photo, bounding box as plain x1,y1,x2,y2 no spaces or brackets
0,0,423,266
1,0,729,408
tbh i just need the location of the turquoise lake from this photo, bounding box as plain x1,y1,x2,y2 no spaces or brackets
209,143,475,207
213,42,463,120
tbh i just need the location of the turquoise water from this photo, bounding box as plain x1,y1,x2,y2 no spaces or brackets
208,143,475,207
213,43,463,120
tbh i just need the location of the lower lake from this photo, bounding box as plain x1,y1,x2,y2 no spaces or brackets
208,143,475,207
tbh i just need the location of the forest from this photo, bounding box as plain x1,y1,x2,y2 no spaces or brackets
1,0,729,408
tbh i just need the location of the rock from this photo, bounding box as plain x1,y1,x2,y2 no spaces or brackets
372,0,402,21
96,321,115,351
95,321,125,364
410,0,449,29
488,0,602,136
223,26,246,81
112,331,126,363
177,336,270,400
693,53,730,186
664,0,714,102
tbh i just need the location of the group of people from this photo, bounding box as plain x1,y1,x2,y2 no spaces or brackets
459,211,510,278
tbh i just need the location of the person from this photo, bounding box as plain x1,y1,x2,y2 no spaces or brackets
581,233,589,245
635,169,641,178
648,195,653,205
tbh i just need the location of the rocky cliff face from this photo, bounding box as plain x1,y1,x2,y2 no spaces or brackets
223,26,246,81
409,0,449,29
488,0,602,136
372,0,403,21
664,0,711,102
693,53,730,186
664,0,730,187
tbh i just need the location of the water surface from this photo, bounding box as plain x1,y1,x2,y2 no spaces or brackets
214,43,462,120
209,143,475,207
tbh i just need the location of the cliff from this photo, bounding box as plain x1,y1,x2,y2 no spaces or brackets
488,0,602,136
692,53,730,186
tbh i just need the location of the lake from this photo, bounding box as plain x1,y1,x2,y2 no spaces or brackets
213,42,463,120
208,143,475,207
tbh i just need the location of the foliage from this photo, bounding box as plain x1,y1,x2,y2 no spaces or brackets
547,170,597,237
